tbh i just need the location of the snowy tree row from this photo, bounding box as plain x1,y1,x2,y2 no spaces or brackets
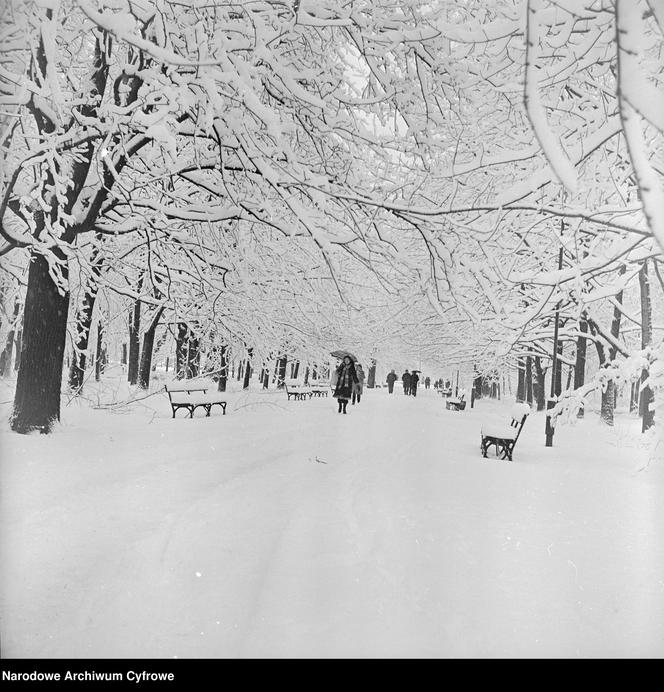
0,0,662,438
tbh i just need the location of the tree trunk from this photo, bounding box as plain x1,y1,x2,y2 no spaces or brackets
574,317,588,418
553,342,563,397
639,260,655,431
8,16,116,433
604,272,625,425
127,286,142,385
175,323,188,379
138,307,165,389
600,378,616,425
533,357,546,411
516,357,525,402
243,348,253,390
11,252,70,434
14,329,22,372
525,356,533,406
187,336,200,379
473,369,482,400
68,240,104,392
95,319,104,382
276,356,287,388
217,345,228,392
593,331,613,426
367,360,376,388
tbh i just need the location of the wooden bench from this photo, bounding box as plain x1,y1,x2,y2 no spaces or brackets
446,395,466,411
285,383,313,401
309,385,329,397
165,381,227,418
480,403,530,461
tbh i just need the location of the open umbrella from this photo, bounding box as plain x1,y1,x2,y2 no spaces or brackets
330,349,358,361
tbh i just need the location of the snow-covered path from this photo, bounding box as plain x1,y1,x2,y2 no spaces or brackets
1,385,663,658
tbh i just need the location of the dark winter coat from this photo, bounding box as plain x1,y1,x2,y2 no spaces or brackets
410,373,420,389
402,372,411,386
386,372,397,385
333,361,359,400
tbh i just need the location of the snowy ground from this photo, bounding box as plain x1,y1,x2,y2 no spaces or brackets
1,370,663,659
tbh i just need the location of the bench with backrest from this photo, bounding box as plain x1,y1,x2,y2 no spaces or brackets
308,384,329,397
480,403,531,461
445,393,466,411
164,381,227,418
285,382,313,401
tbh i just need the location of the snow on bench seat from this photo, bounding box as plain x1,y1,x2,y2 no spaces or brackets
164,381,226,418
480,403,530,461
479,423,518,440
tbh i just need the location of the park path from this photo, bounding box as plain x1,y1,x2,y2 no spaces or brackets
2,386,662,657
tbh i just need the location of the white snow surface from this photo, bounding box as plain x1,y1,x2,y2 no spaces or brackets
1,372,663,659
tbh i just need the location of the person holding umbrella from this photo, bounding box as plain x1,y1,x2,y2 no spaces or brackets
331,353,359,414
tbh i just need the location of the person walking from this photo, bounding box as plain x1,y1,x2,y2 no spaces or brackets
402,370,411,395
333,356,359,414
352,363,365,404
410,371,420,396
386,369,397,394
424,376,430,389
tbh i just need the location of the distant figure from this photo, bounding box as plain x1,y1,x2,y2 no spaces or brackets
410,371,420,397
352,363,365,404
386,369,398,394
402,370,411,395
334,356,359,414
424,376,430,389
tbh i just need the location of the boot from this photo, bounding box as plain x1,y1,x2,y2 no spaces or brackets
342,401,347,414
337,400,343,413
